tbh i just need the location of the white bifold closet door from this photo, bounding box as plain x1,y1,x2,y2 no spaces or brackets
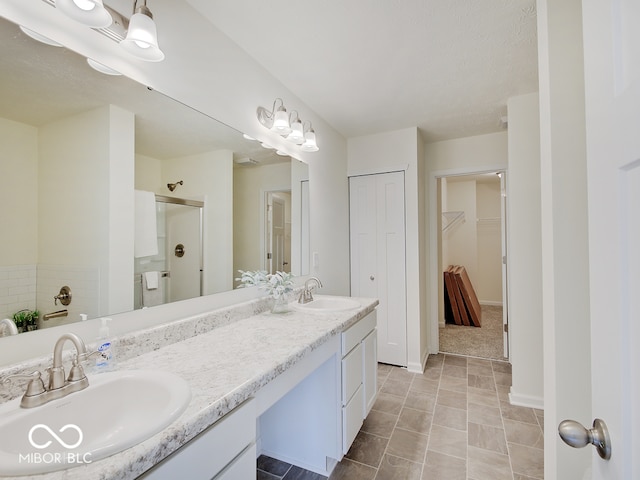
349,172,407,366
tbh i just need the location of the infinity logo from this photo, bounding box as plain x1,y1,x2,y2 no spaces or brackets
28,424,83,450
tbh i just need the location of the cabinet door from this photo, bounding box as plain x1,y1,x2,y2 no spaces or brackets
342,343,363,405
362,328,377,416
342,384,364,455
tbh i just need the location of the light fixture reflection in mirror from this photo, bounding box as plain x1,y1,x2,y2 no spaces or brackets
0,16,309,343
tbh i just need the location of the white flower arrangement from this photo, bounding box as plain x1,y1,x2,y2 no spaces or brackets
236,270,295,299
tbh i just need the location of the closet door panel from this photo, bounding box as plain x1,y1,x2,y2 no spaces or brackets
349,172,407,366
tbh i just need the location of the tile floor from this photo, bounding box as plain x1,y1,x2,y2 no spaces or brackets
258,354,545,480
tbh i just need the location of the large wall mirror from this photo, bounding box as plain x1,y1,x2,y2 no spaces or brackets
0,16,310,339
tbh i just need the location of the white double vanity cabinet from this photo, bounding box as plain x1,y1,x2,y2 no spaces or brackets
121,296,379,479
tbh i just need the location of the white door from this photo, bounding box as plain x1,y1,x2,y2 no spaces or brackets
349,172,407,366
579,1,640,477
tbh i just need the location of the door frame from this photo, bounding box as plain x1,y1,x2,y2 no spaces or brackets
428,165,509,357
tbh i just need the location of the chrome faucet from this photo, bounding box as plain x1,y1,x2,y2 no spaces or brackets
298,277,323,304
0,318,18,336
1,333,95,408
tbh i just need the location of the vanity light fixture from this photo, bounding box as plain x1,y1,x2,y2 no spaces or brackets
256,98,319,152
56,0,113,28
256,98,291,135
120,0,165,62
286,113,304,145
300,123,319,152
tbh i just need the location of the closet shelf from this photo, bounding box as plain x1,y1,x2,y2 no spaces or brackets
442,211,465,232
476,217,501,226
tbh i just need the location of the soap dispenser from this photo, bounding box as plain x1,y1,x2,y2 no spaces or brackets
95,317,116,372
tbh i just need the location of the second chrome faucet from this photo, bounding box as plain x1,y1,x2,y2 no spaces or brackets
298,277,323,304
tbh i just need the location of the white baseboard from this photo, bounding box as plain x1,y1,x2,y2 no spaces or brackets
509,387,544,410
407,351,429,374
479,300,503,306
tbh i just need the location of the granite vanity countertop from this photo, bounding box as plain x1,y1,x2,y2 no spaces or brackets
12,296,378,480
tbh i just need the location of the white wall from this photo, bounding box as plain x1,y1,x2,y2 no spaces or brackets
38,105,134,324
476,180,503,304
135,153,163,192
0,118,38,265
107,105,135,316
290,161,310,276
0,118,38,321
506,93,543,409
537,0,592,477
443,180,478,289
348,127,427,373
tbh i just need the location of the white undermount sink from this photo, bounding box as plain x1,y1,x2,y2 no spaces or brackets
0,369,191,476
293,295,361,312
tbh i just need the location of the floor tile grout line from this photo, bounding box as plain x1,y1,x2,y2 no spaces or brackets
492,359,516,480
423,355,444,474
466,355,471,480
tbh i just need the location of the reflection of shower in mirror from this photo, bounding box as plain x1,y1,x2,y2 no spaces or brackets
167,180,183,192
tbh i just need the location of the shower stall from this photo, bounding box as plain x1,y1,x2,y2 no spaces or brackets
134,195,204,309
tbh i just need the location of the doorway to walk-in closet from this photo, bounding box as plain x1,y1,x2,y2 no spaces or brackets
438,171,508,361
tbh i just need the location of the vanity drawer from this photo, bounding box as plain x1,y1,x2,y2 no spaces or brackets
342,310,376,355
342,342,363,405
342,384,364,454
214,443,257,480
140,399,255,480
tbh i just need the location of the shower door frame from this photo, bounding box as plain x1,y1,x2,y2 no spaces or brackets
155,195,204,299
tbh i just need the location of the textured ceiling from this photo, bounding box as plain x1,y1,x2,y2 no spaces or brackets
187,0,539,142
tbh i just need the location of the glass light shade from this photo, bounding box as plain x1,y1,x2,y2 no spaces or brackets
272,107,291,135
56,0,112,28
87,58,122,76
287,119,304,144
301,130,319,152
120,10,165,62
19,26,63,47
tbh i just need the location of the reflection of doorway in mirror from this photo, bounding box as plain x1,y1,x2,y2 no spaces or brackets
265,191,292,274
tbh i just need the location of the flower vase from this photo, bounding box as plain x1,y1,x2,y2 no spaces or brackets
271,295,289,314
